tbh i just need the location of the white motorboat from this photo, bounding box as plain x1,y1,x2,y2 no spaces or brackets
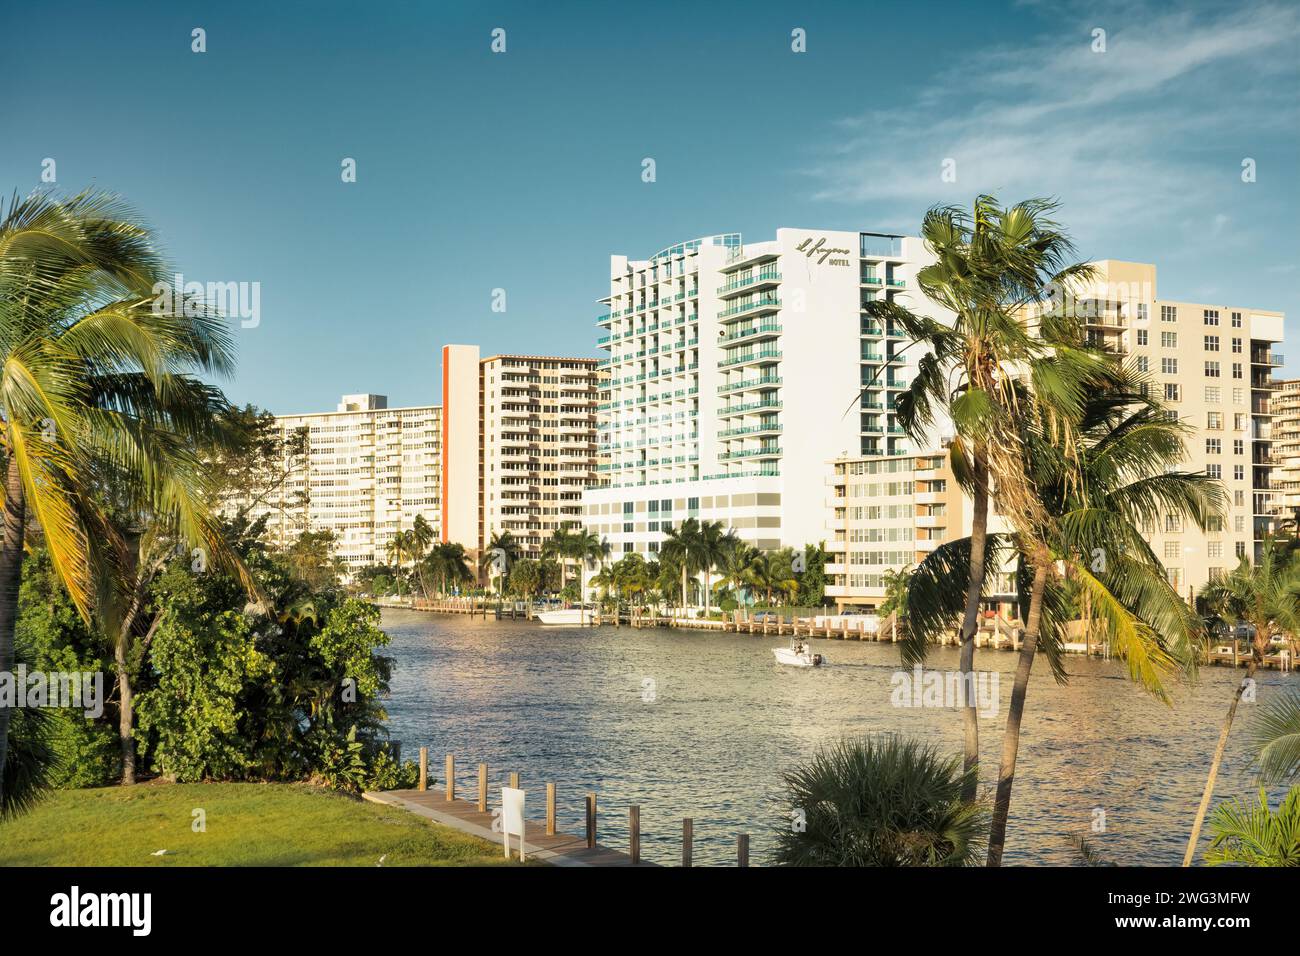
534,606,595,626
772,639,826,667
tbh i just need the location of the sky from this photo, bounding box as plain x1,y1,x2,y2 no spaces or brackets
3,0,1297,413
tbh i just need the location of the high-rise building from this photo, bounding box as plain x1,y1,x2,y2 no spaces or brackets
823,451,1019,610
442,346,602,562
1065,260,1283,591
1271,379,1300,520
251,394,442,573
582,229,944,558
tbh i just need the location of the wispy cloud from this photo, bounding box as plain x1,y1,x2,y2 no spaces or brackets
803,1,1300,245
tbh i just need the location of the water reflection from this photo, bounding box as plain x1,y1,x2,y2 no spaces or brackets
380,609,1288,866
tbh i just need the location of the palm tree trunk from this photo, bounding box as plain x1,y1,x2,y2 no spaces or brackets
1182,651,1260,866
0,452,27,807
958,446,990,803
987,553,1049,865
703,570,711,617
680,565,688,617
116,642,136,785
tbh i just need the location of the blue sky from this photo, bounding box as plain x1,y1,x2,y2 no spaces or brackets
3,0,1297,412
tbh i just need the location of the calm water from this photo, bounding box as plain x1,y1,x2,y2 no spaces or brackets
380,609,1292,866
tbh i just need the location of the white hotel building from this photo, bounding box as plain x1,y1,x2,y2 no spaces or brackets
582,228,946,557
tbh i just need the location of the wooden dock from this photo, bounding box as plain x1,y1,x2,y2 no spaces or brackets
363,788,655,867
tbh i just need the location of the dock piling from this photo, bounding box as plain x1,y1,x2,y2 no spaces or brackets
444,753,454,801
418,747,428,792
737,833,750,867
629,805,641,864
682,818,693,867
477,763,488,812
585,792,597,849
546,783,556,836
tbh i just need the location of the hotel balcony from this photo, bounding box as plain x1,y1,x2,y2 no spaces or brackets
718,349,782,369
716,270,781,298
717,296,781,321
718,398,782,418
717,375,782,395
720,322,782,344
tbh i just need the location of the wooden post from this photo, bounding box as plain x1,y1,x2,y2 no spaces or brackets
445,753,454,801
682,818,693,867
509,771,520,789
477,763,488,813
629,806,641,864
546,783,556,836
418,747,428,791
737,833,750,867
585,792,597,848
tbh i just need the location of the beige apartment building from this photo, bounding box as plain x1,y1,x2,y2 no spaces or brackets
1272,379,1300,520
826,259,1285,608
442,346,602,563
1075,260,1283,594
250,394,442,574
824,451,1017,610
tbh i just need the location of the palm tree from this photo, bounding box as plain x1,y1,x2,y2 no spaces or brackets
750,550,798,606
1184,539,1300,865
542,526,575,596
773,735,987,866
481,529,521,594
407,515,435,598
863,195,1103,800
0,190,246,803
1205,787,1300,867
661,518,702,615
572,527,607,601
985,374,1219,864
425,541,472,596
714,538,760,606
696,521,733,617
1249,690,1300,786
879,566,912,642
384,531,411,598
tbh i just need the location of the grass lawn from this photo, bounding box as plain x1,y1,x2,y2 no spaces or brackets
0,782,517,867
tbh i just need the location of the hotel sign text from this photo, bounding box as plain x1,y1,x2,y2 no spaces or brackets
794,237,852,266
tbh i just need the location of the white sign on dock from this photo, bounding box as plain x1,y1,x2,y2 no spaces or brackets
501,787,526,861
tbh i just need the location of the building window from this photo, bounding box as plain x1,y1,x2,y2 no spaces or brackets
1231,311,1243,328
1137,356,1149,372
1164,541,1181,560
1166,514,1183,533
1136,329,1149,346
1161,305,1177,323
1206,438,1221,454
1207,463,1222,479
1236,541,1247,558
1234,465,1244,481
1232,362,1243,379
1205,386,1221,403
1162,358,1178,374
1231,337,1243,354
1165,383,1180,402
1204,309,1220,326
1161,331,1177,348
1207,412,1222,430
1233,439,1244,455
1208,542,1223,559
1204,335,1219,351
1205,361,1220,378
